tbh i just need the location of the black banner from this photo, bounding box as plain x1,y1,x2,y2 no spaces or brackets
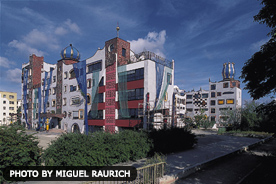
2,166,137,181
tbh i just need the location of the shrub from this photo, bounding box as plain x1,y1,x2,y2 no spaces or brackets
148,127,197,156
43,130,151,166
0,125,42,183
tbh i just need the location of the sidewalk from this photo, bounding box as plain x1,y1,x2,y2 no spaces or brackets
18,129,270,184
119,129,269,183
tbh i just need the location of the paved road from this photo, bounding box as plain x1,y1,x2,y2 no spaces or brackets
26,129,64,149
176,138,276,184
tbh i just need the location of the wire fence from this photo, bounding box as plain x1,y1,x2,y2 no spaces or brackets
83,162,166,184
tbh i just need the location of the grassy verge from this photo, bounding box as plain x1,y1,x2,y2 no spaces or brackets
222,130,273,138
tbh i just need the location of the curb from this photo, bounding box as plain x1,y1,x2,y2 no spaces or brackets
159,136,274,184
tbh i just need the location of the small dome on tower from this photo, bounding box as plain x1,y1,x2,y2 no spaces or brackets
60,44,80,61
222,62,235,80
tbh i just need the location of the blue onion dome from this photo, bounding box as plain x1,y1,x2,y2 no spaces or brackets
222,62,235,80
60,44,80,61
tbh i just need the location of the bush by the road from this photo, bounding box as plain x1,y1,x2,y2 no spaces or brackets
43,130,152,166
148,127,197,155
0,125,42,183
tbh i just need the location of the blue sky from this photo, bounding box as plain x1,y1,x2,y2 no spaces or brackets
0,0,271,103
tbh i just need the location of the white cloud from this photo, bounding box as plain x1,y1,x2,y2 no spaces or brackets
64,19,81,34
250,38,270,52
22,29,59,50
8,40,45,56
6,68,22,83
55,27,68,35
128,30,167,57
0,56,15,68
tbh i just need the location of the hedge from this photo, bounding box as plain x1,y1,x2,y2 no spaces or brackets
43,130,152,166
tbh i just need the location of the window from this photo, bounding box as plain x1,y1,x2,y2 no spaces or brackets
223,91,234,95
211,92,216,98
71,97,81,106
87,61,102,73
202,93,208,98
52,87,56,95
87,94,91,105
223,82,229,88
63,98,66,106
3,113,6,116
122,48,126,57
219,107,232,111
210,100,215,106
69,69,76,79
218,99,225,105
53,76,56,83
187,108,193,112
52,99,56,107
9,107,14,110
3,95,6,98
194,93,201,99
48,89,51,96
63,111,67,118
211,84,216,90
122,68,144,82
88,110,103,119
164,92,168,101
3,107,6,110
127,88,144,101
73,111,79,119
64,72,68,79
98,93,104,103
129,108,138,119
47,102,49,107
64,85,67,93
211,116,216,122
211,108,215,113
70,85,77,92
79,109,84,119
186,101,193,104
187,95,192,99
9,101,14,104
99,77,104,86
3,101,6,104
217,92,221,96
226,99,234,104
87,79,92,88
9,95,14,99
167,73,172,85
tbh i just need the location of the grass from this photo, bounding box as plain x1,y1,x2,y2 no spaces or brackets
222,130,273,138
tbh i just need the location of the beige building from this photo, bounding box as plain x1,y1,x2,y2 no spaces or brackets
0,91,17,125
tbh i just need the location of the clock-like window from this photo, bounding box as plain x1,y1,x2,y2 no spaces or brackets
108,44,114,52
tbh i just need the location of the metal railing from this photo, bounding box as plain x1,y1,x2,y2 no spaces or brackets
83,162,166,184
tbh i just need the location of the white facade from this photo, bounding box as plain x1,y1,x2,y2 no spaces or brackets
0,93,10,126
209,79,242,123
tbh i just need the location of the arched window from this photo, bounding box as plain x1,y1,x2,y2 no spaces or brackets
69,69,76,79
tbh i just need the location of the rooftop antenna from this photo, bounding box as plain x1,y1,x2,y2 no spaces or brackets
116,22,120,38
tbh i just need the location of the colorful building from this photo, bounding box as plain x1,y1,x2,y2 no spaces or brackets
21,36,175,133
184,62,242,124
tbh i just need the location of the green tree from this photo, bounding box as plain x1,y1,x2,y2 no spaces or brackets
256,100,276,133
240,0,276,100
194,109,213,129
219,107,241,129
240,101,262,130
0,125,42,183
